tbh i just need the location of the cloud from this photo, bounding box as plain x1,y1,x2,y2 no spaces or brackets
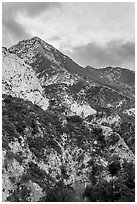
3,11,30,40
48,35,61,42
2,2,60,18
2,2,60,47
67,40,135,70
2,2,134,70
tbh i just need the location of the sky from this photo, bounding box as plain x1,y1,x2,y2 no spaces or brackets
2,2,135,70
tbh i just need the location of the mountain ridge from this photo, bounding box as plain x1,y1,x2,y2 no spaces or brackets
8,37,135,98
8,36,135,72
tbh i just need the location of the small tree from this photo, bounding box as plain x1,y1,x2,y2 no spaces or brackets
108,160,121,177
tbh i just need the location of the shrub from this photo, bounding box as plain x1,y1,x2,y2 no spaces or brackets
108,160,121,176
122,160,135,189
84,178,135,202
109,132,120,145
66,115,83,123
45,186,76,202
83,185,98,201
60,165,69,179
92,127,102,134
16,124,25,134
3,96,12,103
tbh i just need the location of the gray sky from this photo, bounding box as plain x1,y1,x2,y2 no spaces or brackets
2,2,135,70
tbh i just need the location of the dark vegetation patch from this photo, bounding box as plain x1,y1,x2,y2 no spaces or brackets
120,122,135,153
66,115,83,124
84,159,135,202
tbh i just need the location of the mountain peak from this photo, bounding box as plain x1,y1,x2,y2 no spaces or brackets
30,36,49,47
31,36,42,41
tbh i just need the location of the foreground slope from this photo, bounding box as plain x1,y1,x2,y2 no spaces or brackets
2,95,135,202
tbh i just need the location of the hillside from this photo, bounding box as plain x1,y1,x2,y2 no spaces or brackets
2,94,135,202
2,36,135,202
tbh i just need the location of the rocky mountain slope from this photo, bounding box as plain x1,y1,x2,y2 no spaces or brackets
8,37,135,117
85,66,135,97
9,37,81,86
2,37,135,202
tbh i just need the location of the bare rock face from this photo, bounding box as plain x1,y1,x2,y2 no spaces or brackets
2,47,49,110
